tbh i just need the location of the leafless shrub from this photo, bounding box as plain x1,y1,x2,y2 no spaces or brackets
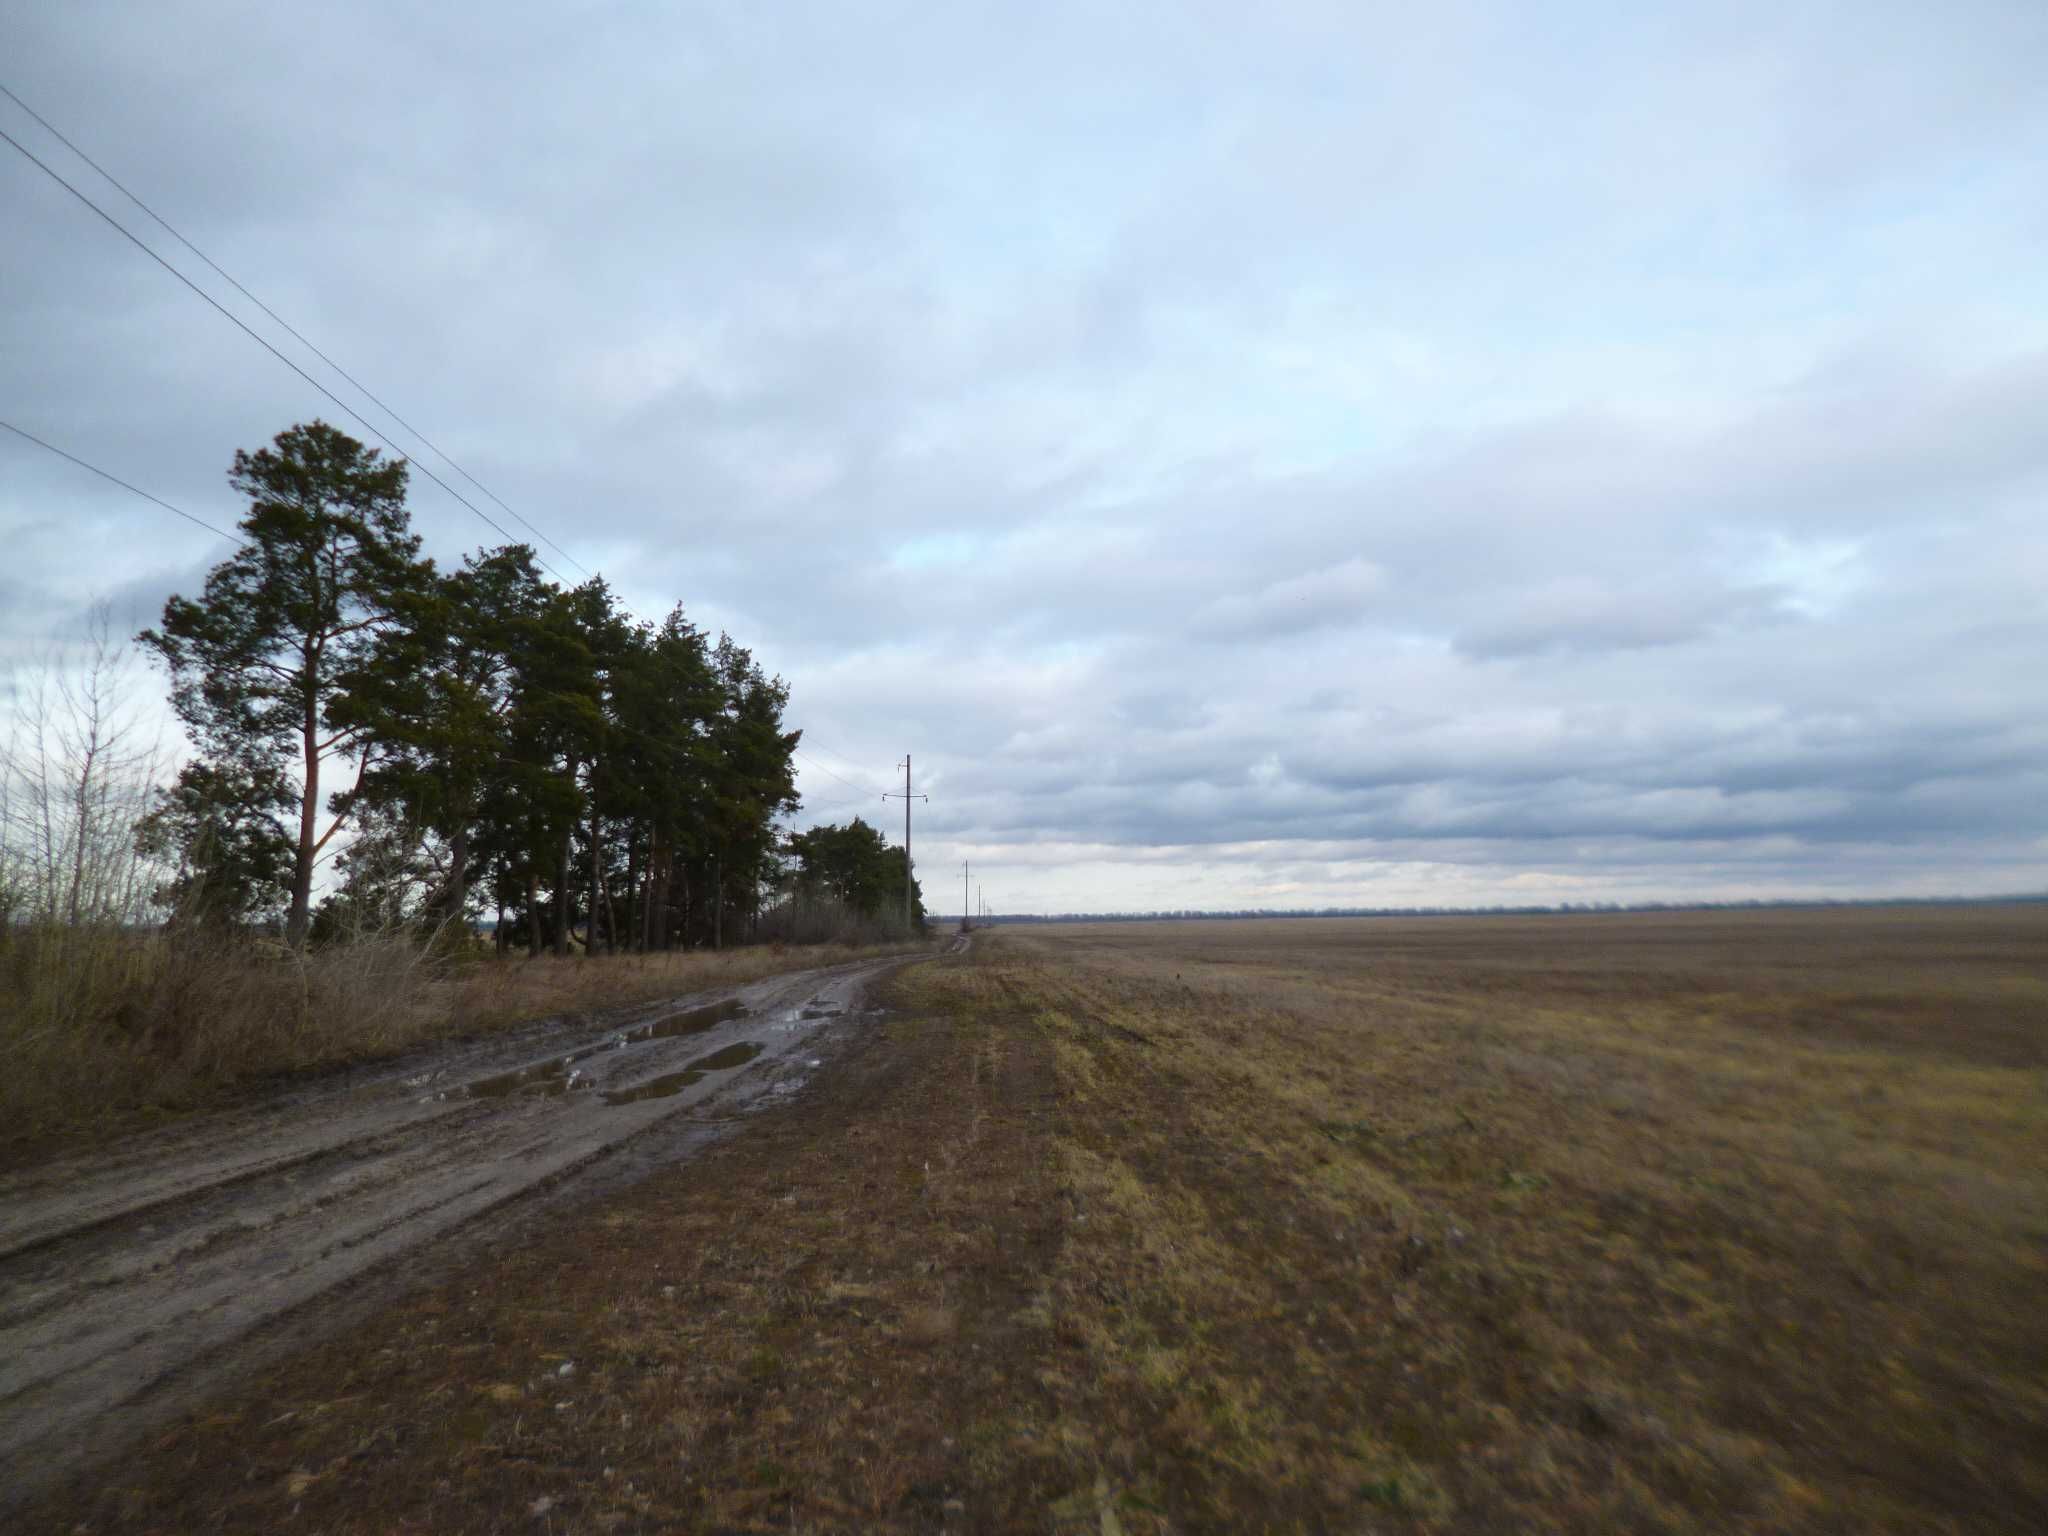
0,604,170,934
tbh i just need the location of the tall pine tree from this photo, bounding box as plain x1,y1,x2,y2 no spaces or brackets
140,421,427,945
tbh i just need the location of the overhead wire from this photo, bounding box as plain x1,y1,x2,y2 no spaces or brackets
3,90,883,809
0,416,247,545
0,81,588,581
798,737,892,785
0,118,567,582
0,409,900,835
793,748,884,799
795,793,884,818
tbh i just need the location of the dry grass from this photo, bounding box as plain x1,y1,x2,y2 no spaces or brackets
22,906,2048,1533
438,938,931,1034
995,906,2048,1532
0,929,932,1164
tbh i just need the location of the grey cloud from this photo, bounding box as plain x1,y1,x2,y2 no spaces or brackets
1455,581,1793,660
1191,558,1384,641
4,1,2045,912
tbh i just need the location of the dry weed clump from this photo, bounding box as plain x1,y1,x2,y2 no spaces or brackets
0,927,443,1148
0,927,929,1161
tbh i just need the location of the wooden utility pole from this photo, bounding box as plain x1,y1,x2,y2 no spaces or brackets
962,859,970,931
883,756,925,932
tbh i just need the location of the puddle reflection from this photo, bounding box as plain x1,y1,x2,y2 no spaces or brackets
602,1041,764,1105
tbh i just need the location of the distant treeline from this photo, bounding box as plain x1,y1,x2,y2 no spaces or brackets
125,419,918,951
988,893,2048,924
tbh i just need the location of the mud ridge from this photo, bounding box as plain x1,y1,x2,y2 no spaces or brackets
0,949,929,1508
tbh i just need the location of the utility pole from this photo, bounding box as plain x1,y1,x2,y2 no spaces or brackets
962,859,970,931
882,755,926,932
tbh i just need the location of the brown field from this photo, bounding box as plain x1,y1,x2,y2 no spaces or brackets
24,905,2048,1533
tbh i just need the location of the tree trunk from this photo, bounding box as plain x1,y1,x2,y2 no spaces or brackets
588,801,603,956
645,833,673,952
641,832,659,952
444,825,469,933
553,821,573,959
600,863,618,956
526,862,542,958
65,730,100,928
624,828,641,955
288,688,319,947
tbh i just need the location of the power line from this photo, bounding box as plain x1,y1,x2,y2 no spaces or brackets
0,416,246,545
799,738,887,784
2,100,907,854
793,748,883,798
0,80,588,580
883,754,926,931
794,792,882,818
607,719,882,818
584,721,890,832
0,119,566,582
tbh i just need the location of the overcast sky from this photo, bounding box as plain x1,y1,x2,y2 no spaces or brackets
4,1,2045,913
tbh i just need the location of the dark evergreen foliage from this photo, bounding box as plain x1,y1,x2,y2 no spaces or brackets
133,760,295,925
137,421,840,953
785,817,925,923
138,421,424,943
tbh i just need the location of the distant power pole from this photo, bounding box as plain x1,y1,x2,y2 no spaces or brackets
962,859,970,931
882,755,925,931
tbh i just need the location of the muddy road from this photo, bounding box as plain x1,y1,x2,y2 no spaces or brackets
0,949,931,1504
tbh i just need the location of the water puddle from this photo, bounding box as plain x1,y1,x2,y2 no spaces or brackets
468,1059,590,1099
799,1006,843,1020
691,1041,765,1071
601,1068,705,1105
602,1041,764,1105
623,998,747,1044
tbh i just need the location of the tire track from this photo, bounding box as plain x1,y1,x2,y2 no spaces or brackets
0,950,920,1505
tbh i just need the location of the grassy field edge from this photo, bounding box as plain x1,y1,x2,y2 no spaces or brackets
1,933,939,1168
23,909,2048,1533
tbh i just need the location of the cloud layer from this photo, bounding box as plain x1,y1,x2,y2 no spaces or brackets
4,1,2045,911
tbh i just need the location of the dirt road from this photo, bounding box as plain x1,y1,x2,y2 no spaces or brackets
0,949,926,1505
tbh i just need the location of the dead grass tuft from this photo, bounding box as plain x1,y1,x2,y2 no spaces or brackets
0,927,930,1163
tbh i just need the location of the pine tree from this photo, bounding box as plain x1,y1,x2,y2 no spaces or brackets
133,760,295,925
351,544,552,933
139,421,428,945
702,635,801,945
609,605,719,951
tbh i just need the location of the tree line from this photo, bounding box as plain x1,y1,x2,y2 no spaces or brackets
131,419,919,951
